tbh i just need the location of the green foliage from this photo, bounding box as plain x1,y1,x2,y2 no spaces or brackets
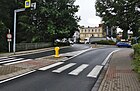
0,0,79,52
95,0,140,38
91,40,116,45
18,0,79,43
132,44,140,77
0,21,7,52
132,44,140,57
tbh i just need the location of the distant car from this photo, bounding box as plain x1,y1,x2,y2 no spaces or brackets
55,39,61,43
62,38,68,43
116,42,132,48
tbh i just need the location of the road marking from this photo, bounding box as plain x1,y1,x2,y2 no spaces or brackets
102,49,119,65
68,64,89,75
0,70,36,84
52,63,76,73
0,57,15,61
0,58,24,64
87,65,103,78
0,56,12,59
38,62,64,71
4,59,32,65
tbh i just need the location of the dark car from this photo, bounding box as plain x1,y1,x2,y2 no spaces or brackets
116,42,132,48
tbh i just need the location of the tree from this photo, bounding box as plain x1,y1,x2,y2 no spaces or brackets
18,0,80,42
96,0,140,39
0,21,7,52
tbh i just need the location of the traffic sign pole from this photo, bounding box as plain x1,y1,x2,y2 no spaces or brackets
7,29,12,53
13,8,25,54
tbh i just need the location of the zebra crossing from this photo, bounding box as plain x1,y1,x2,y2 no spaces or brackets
0,56,32,65
38,62,103,78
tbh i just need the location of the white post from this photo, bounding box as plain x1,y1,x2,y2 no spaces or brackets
8,29,11,53
13,8,25,54
13,10,17,54
9,42,10,52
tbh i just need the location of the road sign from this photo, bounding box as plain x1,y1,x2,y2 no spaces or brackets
31,2,36,10
7,39,12,42
25,0,31,8
7,33,12,39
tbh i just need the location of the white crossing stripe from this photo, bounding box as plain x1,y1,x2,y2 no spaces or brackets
69,64,89,75
52,63,76,73
38,62,64,71
4,59,32,65
0,57,15,61
0,58,24,64
87,65,103,78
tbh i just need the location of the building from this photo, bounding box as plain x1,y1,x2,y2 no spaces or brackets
79,24,105,42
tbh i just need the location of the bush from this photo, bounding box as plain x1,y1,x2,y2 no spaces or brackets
132,44,140,57
132,44,140,78
133,56,140,74
91,40,116,45
54,42,70,46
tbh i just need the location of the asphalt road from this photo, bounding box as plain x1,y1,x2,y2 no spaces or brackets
16,44,91,59
0,48,119,91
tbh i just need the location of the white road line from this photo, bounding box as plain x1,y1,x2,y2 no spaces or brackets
68,64,89,76
0,70,36,84
38,62,64,71
0,57,15,61
0,58,24,64
87,65,103,78
52,63,76,73
0,56,12,59
102,49,119,65
4,59,32,65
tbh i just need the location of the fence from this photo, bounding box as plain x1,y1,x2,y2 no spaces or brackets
16,42,53,51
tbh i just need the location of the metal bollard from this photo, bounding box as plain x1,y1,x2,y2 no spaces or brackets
54,47,60,58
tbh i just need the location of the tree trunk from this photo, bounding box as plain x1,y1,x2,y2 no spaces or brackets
122,30,128,40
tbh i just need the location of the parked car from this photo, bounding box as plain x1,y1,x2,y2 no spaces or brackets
55,39,61,43
116,42,132,48
62,38,68,43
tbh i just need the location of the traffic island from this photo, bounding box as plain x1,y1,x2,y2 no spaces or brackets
0,65,29,80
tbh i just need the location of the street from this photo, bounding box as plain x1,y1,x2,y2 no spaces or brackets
0,44,91,65
0,47,119,91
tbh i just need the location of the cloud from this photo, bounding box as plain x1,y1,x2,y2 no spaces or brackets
74,0,102,27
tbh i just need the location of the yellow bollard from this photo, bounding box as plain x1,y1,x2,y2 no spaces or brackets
54,47,60,58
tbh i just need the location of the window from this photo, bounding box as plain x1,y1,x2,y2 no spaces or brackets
95,29,97,32
98,29,100,32
84,29,86,33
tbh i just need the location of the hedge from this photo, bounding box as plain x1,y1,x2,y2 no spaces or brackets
91,40,116,45
132,44,140,78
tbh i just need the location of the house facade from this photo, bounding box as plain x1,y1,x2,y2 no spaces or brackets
79,24,105,42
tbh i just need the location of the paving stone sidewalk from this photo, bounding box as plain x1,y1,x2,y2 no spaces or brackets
98,49,140,91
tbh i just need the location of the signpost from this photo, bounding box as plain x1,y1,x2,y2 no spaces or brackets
7,29,12,52
13,0,36,54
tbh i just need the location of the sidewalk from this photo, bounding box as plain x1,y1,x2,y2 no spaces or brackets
98,49,140,91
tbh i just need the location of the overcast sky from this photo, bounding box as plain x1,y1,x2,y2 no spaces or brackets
74,0,102,27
